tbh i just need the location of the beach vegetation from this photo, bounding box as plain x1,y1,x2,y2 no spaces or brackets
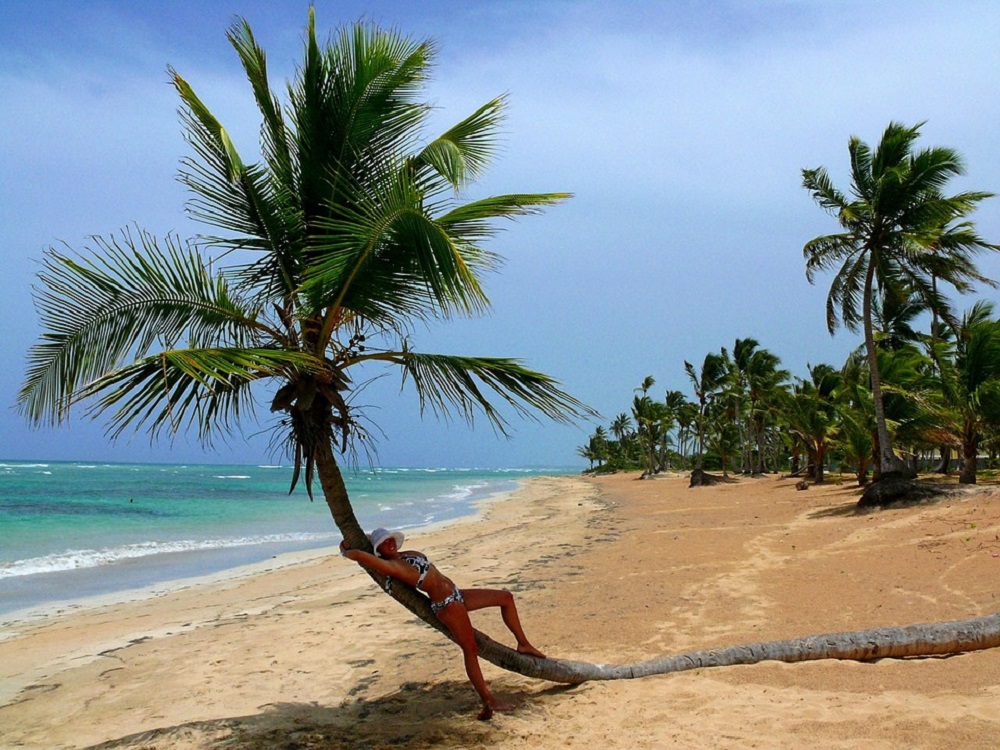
802,121,999,504
583,299,1000,490
931,301,1000,483
580,127,1000,493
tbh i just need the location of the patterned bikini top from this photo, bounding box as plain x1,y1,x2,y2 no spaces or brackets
401,553,431,588
383,552,432,594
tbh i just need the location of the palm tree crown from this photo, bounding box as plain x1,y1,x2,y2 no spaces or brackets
19,12,591,484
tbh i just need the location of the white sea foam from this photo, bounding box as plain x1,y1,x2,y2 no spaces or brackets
0,532,337,580
215,475,251,479
440,481,489,501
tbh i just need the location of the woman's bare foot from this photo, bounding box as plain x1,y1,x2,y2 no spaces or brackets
478,700,515,721
517,643,546,659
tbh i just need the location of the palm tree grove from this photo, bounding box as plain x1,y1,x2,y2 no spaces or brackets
582,121,1000,507
16,12,1000,694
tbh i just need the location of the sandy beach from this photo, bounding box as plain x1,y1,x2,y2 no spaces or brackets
1,472,999,749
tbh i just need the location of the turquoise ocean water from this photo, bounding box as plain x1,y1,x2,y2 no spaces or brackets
0,461,569,618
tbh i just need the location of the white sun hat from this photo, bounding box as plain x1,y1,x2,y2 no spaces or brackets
368,527,405,557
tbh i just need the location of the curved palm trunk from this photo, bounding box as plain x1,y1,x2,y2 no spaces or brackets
313,438,553,675
538,613,1000,683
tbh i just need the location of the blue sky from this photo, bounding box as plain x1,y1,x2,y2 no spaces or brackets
3,0,1000,468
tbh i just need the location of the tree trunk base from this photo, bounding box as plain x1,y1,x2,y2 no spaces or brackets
689,468,722,487
857,472,943,509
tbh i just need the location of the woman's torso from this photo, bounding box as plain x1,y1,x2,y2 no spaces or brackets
396,550,456,600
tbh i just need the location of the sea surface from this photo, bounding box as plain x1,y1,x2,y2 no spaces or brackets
0,461,571,618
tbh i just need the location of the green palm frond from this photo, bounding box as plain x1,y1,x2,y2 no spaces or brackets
868,122,923,186
802,233,856,282
437,193,572,241
225,18,294,187
170,70,245,183
173,69,302,293
18,229,276,425
304,169,492,326
384,351,597,434
802,167,847,215
293,19,431,214
82,347,321,444
848,134,874,199
828,250,869,334
411,97,506,191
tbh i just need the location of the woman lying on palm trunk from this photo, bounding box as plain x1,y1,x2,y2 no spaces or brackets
340,527,546,720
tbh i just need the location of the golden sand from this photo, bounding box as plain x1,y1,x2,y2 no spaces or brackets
1,472,998,749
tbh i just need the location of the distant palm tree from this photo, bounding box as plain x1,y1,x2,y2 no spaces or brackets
636,375,656,397
705,397,740,477
18,11,592,680
726,338,788,474
632,394,665,475
610,412,633,443
675,400,699,468
802,121,997,493
661,390,688,469
576,442,597,471
685,353,726,472
936,302,1000,483
785,364,841,483
837,352,875,484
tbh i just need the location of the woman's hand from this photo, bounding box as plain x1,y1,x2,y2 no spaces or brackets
340,539,352,558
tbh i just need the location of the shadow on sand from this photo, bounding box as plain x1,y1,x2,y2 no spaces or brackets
82,680,578,750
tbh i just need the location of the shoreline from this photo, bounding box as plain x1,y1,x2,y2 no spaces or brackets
0,469,544,623
2,472,999,749
0,476,588,710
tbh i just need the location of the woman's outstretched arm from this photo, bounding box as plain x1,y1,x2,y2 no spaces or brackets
340,540,412,580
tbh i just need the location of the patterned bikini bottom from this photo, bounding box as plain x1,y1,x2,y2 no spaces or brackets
430,587,464,615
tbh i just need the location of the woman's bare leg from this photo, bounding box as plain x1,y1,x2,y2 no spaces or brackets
435,601,514,719
461,588,546,658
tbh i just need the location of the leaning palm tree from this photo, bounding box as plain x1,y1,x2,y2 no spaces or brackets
802,121,998,503
18,11,597,680
17,15,1000,689
576,442,597,471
